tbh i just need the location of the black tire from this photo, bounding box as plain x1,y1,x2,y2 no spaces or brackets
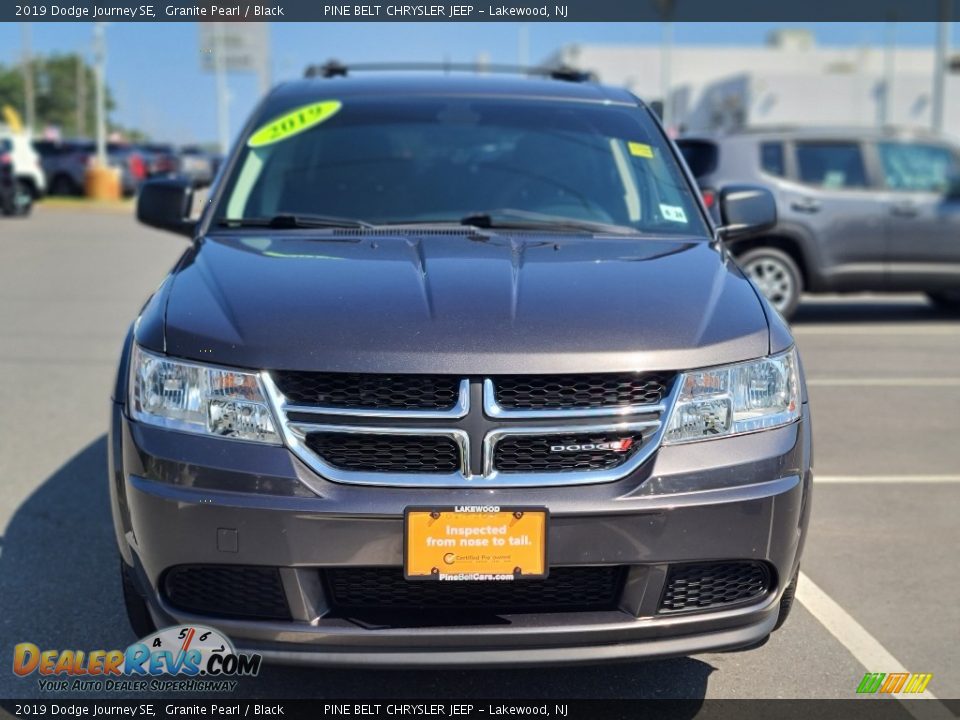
50,173,81,197
773,569,799,632
120,560,157,638
12,180,32,217
927,291,960,314
737,247,803,320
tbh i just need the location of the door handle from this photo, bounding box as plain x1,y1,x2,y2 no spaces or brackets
890,201,919,218
790,197,821,213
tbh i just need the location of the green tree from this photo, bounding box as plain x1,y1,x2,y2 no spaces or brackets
0,53,117,137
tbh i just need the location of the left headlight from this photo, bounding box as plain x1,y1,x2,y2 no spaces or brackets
128,344,281,444
663,348,801,444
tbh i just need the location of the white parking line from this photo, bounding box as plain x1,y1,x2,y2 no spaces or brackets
807,378,960,387
793,325,959,335
816,475,960,484
796,573,952,717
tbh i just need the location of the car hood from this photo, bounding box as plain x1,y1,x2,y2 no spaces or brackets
153,231,771,374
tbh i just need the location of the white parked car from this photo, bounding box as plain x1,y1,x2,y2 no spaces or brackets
0,126,47,213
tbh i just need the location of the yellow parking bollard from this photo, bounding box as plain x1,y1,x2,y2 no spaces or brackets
84,161,121,201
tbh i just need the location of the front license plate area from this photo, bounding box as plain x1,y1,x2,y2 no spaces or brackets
404,507,548,581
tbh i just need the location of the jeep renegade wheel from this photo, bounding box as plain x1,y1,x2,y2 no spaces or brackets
739,247,802,320
120,560,157,638
927,291,960,314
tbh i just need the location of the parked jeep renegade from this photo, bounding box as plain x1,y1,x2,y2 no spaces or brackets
110,67,812,666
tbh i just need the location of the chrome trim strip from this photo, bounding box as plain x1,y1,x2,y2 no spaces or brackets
261,371,682,488
483,379,666,419
265,375,470,420
482,420,662,485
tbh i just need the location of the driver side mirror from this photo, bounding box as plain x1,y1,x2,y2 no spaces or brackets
717,185,777,240
137,177,196,237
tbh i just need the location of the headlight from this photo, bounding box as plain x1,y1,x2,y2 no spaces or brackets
128,344,280,444
663,348,801,444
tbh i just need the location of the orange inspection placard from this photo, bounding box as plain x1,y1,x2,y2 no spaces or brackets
405,508,548,581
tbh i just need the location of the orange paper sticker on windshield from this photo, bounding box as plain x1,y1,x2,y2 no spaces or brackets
628,142,654,158
247,100,342,148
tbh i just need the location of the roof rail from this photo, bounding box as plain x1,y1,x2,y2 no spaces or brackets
303,60,596,83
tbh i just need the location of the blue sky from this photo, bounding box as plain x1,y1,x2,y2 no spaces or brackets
0,21,955,143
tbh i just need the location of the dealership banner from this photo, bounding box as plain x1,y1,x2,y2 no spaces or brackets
5,0,960,22
0,699,949,719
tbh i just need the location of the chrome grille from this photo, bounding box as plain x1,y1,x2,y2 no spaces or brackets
263,371,676,488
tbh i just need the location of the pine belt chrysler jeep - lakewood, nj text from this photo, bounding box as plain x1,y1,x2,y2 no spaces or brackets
110,66,812,667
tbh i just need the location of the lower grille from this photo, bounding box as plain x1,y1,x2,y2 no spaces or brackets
163,565,291,620
324,566,626,616
658,561,772,614
304,432,460,473
493,432,644,473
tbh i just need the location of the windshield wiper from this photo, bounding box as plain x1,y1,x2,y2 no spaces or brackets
219,213,375,229
458,209,640,236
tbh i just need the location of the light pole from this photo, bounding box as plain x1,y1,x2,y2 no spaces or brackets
880,20,896,127
518,24,530,67
21,23,36,133
931,3,951,134
93,22,107,167
655,0,676,132
214,22,231,156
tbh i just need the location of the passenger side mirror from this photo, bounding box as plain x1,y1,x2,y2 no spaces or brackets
945,174,960,200
137,177,196,237
717,185,777,240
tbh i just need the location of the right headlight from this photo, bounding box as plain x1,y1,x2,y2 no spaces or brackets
663,347,801,444
128,344,280,444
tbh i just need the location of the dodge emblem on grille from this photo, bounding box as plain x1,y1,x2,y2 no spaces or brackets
549,439,634,453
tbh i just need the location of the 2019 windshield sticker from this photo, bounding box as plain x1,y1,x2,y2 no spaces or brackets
247,100,343,148
628,141,654,158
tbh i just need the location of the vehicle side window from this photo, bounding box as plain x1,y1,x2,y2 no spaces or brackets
795,142,868,189
676,140,718,178
759,142,785,177
877,142,958,192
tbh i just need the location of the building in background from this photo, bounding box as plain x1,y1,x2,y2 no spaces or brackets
544,29,959,138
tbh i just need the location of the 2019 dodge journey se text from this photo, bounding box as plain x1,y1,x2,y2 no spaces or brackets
110,67,812,667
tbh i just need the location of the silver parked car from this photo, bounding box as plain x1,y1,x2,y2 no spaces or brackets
678,128,960,318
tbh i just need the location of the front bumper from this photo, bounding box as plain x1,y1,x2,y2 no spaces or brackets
109,401,812,667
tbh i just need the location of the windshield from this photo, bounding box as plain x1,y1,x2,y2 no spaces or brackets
216,96,708,236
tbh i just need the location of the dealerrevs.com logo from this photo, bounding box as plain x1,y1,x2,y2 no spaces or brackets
13,625,261,693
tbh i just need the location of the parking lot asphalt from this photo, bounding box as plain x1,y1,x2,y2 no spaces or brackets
0,208,957,702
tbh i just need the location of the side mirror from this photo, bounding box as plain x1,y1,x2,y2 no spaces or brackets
137,177,196,237
717,185,777,240
945,174,960,200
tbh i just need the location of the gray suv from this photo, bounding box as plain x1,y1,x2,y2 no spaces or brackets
678,129,960,318
111,69,812,667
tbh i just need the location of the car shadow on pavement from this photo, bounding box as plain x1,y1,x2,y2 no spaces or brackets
0,436,714,703
791,297,959,325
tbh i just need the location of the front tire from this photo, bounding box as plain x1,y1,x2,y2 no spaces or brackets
773,569,798,632
12,180,33,216
927,291,960,314
120,560,157,638
738,247,803,320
